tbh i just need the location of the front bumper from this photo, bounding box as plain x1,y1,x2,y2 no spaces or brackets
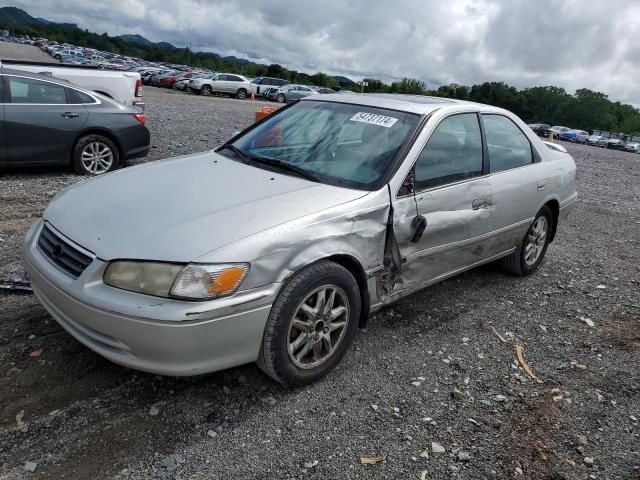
22,220,278,376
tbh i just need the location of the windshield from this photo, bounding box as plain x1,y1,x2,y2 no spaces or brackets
227,100,420,190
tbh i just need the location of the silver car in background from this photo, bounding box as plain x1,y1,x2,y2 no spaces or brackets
23,94,577,386
188,73,252,99
271,84,319,103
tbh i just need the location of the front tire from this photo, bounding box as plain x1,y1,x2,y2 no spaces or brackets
257,261,361,386
72,134,119,176
201,85,212,96
276,93,285,103
500,206,553,276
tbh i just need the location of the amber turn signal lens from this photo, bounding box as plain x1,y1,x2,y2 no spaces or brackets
208,266,247,295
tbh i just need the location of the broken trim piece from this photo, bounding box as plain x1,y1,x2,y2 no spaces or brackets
382,185,402,294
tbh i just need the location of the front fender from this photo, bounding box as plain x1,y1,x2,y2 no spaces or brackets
200,189,391,292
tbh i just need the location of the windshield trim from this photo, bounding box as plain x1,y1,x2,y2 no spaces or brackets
217,100,424,191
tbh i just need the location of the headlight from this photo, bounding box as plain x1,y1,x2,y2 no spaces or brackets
104,261,249,300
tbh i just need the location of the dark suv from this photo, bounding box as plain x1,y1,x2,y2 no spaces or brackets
527,123,550,137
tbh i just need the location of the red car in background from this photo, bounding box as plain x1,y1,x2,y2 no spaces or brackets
160,72,194,88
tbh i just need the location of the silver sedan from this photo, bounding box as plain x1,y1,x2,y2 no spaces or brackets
23,94,578,385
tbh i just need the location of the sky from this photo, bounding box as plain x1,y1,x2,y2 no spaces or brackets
9,0,640,105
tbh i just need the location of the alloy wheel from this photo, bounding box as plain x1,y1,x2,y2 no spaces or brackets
524,216,548,265
287,285,350,369
81,141,114,175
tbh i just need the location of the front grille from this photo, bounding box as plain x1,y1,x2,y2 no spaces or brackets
37,224,92,278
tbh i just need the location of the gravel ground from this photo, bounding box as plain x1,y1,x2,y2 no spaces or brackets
0,42,59,63
1,87,639,480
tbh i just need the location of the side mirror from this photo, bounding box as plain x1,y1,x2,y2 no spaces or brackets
398,167,415,196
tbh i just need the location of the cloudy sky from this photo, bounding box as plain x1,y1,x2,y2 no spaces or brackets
9,0,640,104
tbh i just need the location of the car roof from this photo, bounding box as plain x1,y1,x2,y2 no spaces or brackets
302,92,491,115
0,66,77,85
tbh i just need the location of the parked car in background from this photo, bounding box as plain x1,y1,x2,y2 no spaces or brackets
270,84,319,103
160,72,193,89
527,123,550,137
313,87,337,94
173,77,190,91
188,73,252,98
587,135,607,147
23,94,577,386
544,126,570,138
250,77,289,97
150,71,178,87
559,129,589,143
607,138,627,150
0,69,149,175
625,141,640,153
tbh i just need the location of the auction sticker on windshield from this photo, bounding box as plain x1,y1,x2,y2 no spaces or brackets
350,112,399,128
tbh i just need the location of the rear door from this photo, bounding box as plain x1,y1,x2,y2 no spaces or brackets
3,75,89,165
482,114,549,249
226,75,244,94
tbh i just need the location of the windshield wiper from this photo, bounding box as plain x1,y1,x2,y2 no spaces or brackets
217,144,252,164
217,144,320,182
248,156,321,182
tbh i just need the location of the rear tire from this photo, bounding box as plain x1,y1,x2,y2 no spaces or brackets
257,261,360,386
500,206,553,276
72,134,119,176
236,88,247,99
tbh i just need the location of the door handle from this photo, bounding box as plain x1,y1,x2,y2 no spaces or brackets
537,182,546,191
61,112,80,118
472,198,489,210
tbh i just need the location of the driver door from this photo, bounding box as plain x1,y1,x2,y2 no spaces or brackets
391,113,497,293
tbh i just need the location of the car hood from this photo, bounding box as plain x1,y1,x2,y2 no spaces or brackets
44,152,368,262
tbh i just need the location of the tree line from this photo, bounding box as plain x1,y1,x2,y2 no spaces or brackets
5,17,640,135
359,78,640,135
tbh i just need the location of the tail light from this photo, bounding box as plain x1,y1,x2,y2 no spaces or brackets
135,79,142,98
134,113,146,125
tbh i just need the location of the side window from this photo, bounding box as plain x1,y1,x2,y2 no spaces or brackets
414,113,483,190
66,88,95,104
228,75,242,82
482,114,533,172
7,77,67,104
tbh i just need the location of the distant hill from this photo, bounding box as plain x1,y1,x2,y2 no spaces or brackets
333,75,355,86
118,35,178,50
117,34,153,46
0,6,40,24
155,41,176,50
